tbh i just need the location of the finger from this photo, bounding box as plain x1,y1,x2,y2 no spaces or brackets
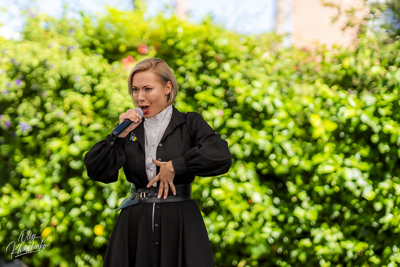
152,158,163,166
119,111,135,124
129,115,140,124
132,109,140,117
169,181,176,196
127,110,137,122
158,181,164,199
133,111,142,123
147,175,159,188
119,113,129,124
132,118,142,127
163,182,169,199
126,109,141,122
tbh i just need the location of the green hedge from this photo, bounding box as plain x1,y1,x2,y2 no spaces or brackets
1,8,400,266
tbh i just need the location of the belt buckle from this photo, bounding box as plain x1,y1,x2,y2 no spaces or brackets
139,192,147,199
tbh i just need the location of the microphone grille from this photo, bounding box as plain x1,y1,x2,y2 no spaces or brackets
134,108,144,118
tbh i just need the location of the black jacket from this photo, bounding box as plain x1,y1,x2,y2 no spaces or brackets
84,106,231,188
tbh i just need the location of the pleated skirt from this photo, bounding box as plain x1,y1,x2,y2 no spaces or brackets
103,199,215,267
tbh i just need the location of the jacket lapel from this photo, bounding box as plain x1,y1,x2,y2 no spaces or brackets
159,106,186,144
133,121,145,151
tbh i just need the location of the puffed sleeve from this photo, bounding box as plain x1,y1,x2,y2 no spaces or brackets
84,135,127,183
172,112,231,177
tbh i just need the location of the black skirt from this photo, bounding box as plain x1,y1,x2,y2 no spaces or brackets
103,199,215,267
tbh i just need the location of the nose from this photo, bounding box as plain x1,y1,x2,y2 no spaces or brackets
137,89,145,102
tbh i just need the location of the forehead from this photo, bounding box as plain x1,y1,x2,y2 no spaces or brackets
132,71,161,86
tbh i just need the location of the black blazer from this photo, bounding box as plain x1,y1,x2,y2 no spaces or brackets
84,106,231,189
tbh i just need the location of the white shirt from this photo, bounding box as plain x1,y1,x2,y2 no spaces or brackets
143,105,173,185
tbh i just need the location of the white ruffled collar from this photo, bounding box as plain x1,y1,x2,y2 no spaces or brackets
145,105,173,125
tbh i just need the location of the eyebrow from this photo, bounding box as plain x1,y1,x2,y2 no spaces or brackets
132,84,152,88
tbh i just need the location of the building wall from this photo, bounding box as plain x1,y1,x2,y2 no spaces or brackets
292,0,366,48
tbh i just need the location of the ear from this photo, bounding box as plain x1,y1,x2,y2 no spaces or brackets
164,81,172,95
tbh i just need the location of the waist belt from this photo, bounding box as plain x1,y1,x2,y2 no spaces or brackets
116,183,192,212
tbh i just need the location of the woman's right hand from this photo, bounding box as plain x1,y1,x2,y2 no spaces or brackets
118,108,143,138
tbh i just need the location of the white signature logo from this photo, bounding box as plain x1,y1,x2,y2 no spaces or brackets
6,229,51,258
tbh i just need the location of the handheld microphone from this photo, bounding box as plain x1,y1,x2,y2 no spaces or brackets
111,108,144,138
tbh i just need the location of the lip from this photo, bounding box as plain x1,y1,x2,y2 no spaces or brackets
140,105,150,114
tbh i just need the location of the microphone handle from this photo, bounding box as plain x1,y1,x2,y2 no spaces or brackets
111,120,134,138
111,108,143,138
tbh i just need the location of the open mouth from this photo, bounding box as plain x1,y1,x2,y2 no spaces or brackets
140,105,150,114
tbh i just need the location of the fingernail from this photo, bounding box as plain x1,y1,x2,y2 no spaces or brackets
164,196,167,199
147,185,150,188
158,195,161,199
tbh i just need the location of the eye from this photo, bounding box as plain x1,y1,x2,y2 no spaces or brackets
132,87,139,93
145,87,152,92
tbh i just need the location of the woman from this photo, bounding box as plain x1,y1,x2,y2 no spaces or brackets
84,58,231,267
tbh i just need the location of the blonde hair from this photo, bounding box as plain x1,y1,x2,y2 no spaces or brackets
128,58,178,106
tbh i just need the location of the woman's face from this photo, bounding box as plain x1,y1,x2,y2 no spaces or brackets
131,70,172,119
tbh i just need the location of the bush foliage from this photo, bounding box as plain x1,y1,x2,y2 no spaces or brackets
1,7,400,267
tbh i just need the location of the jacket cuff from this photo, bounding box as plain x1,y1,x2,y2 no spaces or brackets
172,157,187,176
106,134,126,147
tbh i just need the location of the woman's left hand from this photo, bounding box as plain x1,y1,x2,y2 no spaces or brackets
147,159,176,199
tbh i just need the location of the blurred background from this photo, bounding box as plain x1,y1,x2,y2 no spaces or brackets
1,0,400,266
0,0,275,36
